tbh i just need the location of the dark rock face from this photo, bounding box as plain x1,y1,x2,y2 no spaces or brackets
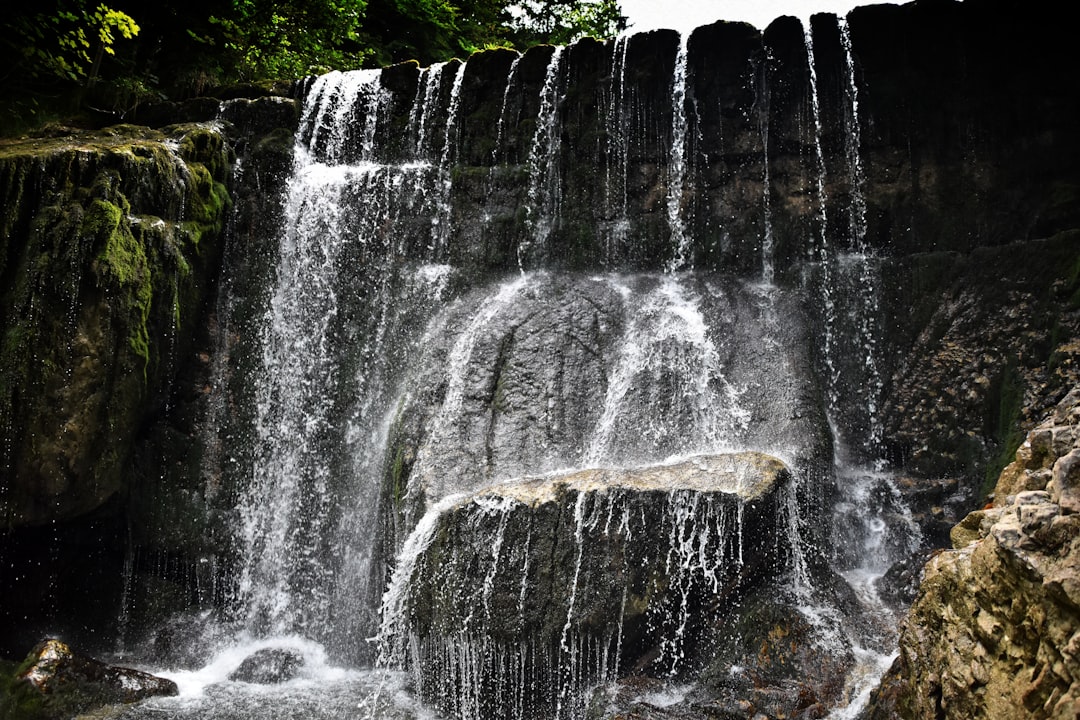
227,647,305,684
0,124,232,528
0,98,299,656
379,453,820,719
2,638,177,719
381,273,830,538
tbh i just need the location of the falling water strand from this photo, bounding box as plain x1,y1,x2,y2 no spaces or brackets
411,63,447,160
233,69,437,642
759,50,776,285
407,274,531,510
665,34,692,273
492,55,521,165
521,46,566,270
604,36,631,263
376,493,467,668
378,483,760,719
803,25,839,429
839,18,885,459
431,61,467,255
839,21,867,250
585,276,748,465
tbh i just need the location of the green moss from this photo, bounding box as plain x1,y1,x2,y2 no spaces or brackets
0,654,46,720
87,198,153,367
184,164,231,233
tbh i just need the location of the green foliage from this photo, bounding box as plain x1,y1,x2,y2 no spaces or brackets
1,0,624,132
5,2,138,83
204,0,372,81
504,0,625,47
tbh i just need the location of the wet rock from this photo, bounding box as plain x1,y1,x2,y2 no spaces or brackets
383,273,830,552
380,452,810,719
2,638,177,719
227,647,305,684
875,549,935,606
698,581,854,720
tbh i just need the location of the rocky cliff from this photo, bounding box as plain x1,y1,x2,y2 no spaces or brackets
0,96,298,656
869,387,1080,719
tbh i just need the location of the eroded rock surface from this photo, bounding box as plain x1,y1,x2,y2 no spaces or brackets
870,388,1080,719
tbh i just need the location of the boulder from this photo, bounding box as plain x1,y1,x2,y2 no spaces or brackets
379,452,816,719
2,638,177,719
227,647,305,684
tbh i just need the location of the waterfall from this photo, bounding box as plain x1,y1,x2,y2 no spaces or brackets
583,276,749,464
758,59,775,286
799,19,920,718
432,61,468,253
803,24,839,433
410,62,446,159
603,36,630,264
111,17,941,719
839,17,885,460
231,68,465,655
493,55,522,165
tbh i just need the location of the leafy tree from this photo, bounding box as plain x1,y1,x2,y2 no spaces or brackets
505,0,625,47
1,0,625,132
202,0,371,81
0,1,140,129
2,2,139,85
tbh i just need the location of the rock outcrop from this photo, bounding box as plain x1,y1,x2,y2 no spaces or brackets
0,96,299,657
228,647,305,684
869,388,1080,719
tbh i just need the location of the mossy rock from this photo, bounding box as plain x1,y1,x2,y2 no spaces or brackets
0,123,233,529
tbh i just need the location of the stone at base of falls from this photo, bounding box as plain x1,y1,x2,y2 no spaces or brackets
867,387,1080,720
586,582,856,719
2,639,177,720
227,647,305,684
381,452,828,719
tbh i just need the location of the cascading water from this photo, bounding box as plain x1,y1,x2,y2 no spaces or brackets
665,34,692,272
111,15,934,720
799,19,920,717
522,46,566,268
602,36,631,263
